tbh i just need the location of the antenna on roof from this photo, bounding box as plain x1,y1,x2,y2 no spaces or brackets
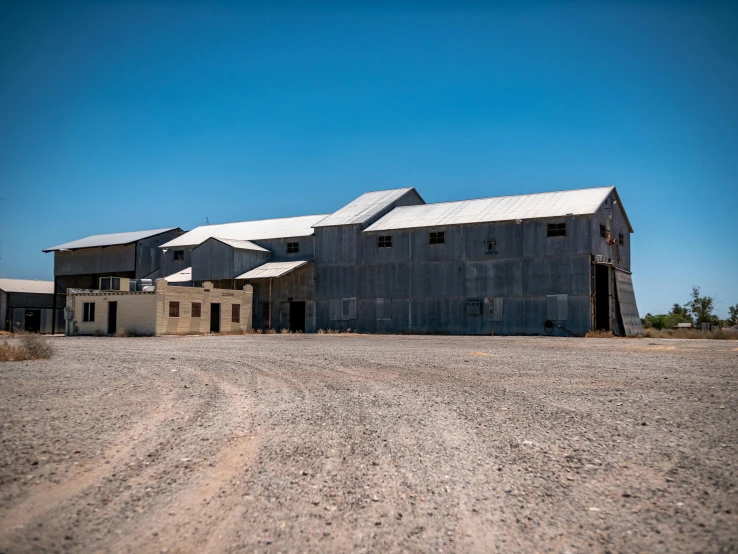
206,216,209,225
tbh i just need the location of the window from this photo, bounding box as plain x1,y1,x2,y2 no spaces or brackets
547,223,566,237
378,235,392,248
173,250,185,261
287,242,299,254
232,304,241,323
99,277,121,291
618,233,624,246
600,224,607,238
429,231,445,245
83,302,95,322
192,302,201,318
169,301,180,317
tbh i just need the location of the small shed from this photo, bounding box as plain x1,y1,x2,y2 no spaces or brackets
0,279,65,333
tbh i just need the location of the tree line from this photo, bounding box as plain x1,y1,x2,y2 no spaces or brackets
642,287,738,330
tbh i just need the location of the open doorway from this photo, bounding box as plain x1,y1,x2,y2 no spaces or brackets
594,264,611,331
107,302,118,335
24,310,41,333
210,303,221,333
289,301,305,332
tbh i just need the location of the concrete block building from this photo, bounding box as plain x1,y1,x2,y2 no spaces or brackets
65,279,253,336
45,185,643,337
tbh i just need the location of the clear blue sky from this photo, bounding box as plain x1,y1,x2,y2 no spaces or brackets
1,2,736,317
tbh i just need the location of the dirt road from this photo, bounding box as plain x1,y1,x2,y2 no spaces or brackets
1,335,736,553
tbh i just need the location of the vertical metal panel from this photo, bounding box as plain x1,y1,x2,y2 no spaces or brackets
614,271,643,336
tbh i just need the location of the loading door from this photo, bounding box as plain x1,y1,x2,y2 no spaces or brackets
594,264,611,331
614,271,644,336
24,310,41,333
210,303,221,333
289,301,306,332
107,302,118,335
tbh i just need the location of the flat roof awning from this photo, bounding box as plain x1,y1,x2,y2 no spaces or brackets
235,260,309,280
164,267,192,283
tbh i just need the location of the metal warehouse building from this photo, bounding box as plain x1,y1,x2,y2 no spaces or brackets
0,279,64,333
44,185,643,337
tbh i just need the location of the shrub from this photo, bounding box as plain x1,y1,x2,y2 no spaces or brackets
585,330,615,338
0,334,54,362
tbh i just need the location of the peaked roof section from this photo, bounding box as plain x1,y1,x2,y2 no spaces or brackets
44,228,179,252
365,187,632,232
313,188,423,227
0,278,55,294
236,260,310,280
161,215,328,249
191,238,269,252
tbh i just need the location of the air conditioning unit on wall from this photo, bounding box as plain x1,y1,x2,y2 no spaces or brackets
595,255,608,264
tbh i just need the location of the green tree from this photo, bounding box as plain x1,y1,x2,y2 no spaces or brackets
669,303,689,318
687,286,715,325
728,304,738,326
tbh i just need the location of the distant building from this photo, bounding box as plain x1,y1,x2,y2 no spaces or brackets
0,279,64,333
44,185,643,337
674,322,694,329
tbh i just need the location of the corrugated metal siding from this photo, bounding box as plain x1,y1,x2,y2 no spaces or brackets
615,271,644,336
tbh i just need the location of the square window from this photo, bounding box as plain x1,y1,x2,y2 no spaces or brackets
287,242,299,254
111,277,120,290
547,223,566,237
378,235,392,248
83,302,95,322
169,301,180,317
429,231,445,245
232,304,241,323
600,224,607,238
173,250,185,261
192,302,201,318
100,277,111,290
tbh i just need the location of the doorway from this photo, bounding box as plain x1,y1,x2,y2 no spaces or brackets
210,303,221,333
24,310,41,333
289,301,306,332
107,302,118,335
594,264,610,331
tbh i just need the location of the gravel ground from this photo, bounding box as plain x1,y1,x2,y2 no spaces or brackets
0,334,736,553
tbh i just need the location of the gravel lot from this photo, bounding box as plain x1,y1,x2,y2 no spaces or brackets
0,334,736,553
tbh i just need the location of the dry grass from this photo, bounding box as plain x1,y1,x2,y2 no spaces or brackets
585,330,616,338
643,328,738,340
0,334,54,362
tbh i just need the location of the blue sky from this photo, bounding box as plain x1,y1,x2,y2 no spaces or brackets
1,2,736,316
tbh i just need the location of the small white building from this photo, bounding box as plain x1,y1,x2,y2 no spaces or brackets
65,279,253,336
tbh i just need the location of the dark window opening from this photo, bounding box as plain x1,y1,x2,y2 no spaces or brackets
618,233,624,246
192,302,201,318
173,250,185,261
83,302,95,322
169,301,180,317
429,231,445,245
547,223,566,237
100,277,110,290
600,224,607,238
485,239,497,254
232,304,241,323
378,235,392,248
287,242,299,254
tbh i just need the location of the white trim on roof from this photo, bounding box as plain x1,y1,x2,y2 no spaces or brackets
43,228,179,252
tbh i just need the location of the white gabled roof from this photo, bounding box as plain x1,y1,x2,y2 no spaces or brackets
44,228,179,252
364,187,628,232
0,278,55,294
313,188,421,227
164,267,192,283
235,260,309,280
161,215,328,249
193,238,269,252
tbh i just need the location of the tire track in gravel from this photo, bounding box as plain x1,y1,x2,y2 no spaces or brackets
0,386,176,544
111,369,260,554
